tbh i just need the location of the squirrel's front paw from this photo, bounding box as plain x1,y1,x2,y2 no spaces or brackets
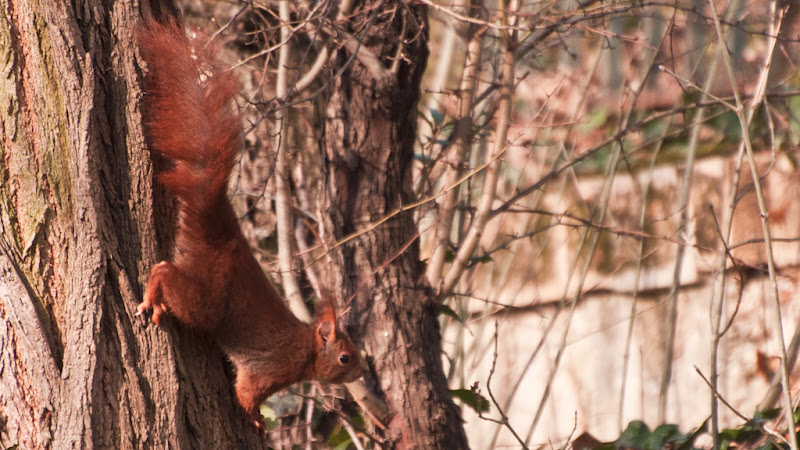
251,416,267,436
239,394,268,436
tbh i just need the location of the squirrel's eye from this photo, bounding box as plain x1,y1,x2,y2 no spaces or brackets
338,354,350,365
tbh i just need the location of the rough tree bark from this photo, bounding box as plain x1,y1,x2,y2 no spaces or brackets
0,2,267,448
318,1,470,447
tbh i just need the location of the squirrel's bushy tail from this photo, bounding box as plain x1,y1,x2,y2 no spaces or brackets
137,21,240,222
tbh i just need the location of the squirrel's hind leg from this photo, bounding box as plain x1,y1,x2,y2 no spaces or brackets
138,261,174,325
138,260,224,331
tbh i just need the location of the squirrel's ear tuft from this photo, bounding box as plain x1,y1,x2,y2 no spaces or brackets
316,317,335,345
314,288,343,346
316,287,339,310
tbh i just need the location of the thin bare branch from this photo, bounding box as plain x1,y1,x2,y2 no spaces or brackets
707,2,795,450
477,321,529,449
658,10,721,425
695,366,790,447
438,0,516,297
274,0,311,322
427,1,486,288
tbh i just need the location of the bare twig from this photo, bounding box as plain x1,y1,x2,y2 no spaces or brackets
427,0,486,288
658,7,722,424
301,123,513,272
205,2,250,47
695,366,790,447
341,419,366,450
609,9,674,429
292,45,331,93
619,122,668,432
657,65,736,111
438,0,516,297
415,0,519,30
486,35,606,450
707,204,746,339
478,321,529,449
524,42,632,445
707,2,794,449
291,0,355,93
274,0,311,322
304,386,316,449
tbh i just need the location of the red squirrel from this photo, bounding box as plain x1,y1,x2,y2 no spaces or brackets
134,20,362,432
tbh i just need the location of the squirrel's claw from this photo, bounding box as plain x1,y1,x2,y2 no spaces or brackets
136,299,168,325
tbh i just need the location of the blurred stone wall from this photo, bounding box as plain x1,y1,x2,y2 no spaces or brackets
438,152,800,448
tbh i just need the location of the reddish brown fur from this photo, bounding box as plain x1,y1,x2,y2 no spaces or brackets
136,20,362,432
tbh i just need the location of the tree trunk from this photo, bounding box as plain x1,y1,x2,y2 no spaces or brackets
0,2,266,448
319,2,470,447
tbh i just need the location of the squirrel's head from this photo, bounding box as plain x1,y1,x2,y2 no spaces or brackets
312,305,362,384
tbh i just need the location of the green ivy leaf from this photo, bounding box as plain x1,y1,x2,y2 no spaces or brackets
753,408,780,423
650,423,680,445
440,304,462,323
414,153,434,164
450,388,490,413
677,418,708,450
616,420,651,449
429,108,445,128
258,404,279,430
327,425,353,449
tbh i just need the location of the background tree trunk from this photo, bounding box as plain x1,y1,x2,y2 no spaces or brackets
0,2,266,448
318,1,470,447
